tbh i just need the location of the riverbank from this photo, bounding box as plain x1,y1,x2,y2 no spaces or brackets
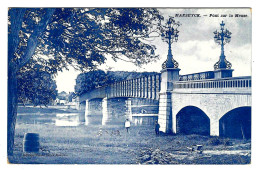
17,105,79,114
9,122,251,164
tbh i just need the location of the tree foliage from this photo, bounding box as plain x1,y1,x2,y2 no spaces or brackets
35,8,163,72
17,60,58,106
8,8,163,157
75,70,109,95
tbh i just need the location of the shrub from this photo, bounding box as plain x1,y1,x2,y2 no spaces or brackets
223,139,233,146
209,137,222,146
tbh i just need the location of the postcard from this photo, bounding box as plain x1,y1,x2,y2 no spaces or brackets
7,8,251,164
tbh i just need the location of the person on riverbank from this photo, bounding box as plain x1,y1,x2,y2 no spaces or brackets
155,120,160,136
125,119,131,133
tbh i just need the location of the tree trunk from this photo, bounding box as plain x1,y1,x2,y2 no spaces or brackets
7,8,56,158
7,8,25,158
7,70,18,157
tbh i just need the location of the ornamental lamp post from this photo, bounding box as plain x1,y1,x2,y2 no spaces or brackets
158,17,181,133
159,17,181,91
161,17,181,69
213,21,234,79
213,21,232,70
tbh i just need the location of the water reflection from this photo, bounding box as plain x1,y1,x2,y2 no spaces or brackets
17,112,109,126
85,114,103,126
55,113,103,126
16,113,56,125
55,113,80,126
17,113,84,126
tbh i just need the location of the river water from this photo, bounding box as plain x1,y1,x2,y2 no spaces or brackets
16,112,88,126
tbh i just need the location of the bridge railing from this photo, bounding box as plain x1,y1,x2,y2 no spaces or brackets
179,71,215,81
173,76,251,89
107,74,161,100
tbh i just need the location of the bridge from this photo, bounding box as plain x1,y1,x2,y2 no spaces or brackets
77,20,251,139
78,70,251,139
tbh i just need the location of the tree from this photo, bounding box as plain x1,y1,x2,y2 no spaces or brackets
75,70,109,95
8,8,163,157
8,8,56,157
17,60,57,107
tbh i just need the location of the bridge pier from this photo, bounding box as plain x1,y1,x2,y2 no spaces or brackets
102,97,111,125
78,101,86,111
77,101,86,123
158,68,180,133
101,97,159,126
126,98,132,121
81,99,103,125
130,98,159,126
158,92,172,133
210,118,220,136
84,100,89,125
102,97,128,125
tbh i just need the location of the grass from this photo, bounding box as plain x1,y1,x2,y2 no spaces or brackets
8,106,251,164
9,122,251,164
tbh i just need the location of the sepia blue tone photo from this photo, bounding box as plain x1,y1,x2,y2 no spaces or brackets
7,8,251,164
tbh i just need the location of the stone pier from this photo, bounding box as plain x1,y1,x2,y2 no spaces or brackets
130,98,159,126
158,68,180,133
102,98,128,125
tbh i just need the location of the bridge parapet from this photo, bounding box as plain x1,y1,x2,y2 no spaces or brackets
179,71,215,81
173,76,251,94
79,73,161,103
107,74,161,100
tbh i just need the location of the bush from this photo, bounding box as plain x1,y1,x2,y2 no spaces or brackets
209,137,222,146
223,139,233,146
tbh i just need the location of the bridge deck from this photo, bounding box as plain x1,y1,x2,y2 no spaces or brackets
79,75,251,103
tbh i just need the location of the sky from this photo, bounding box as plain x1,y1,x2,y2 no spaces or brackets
55,8,252,93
